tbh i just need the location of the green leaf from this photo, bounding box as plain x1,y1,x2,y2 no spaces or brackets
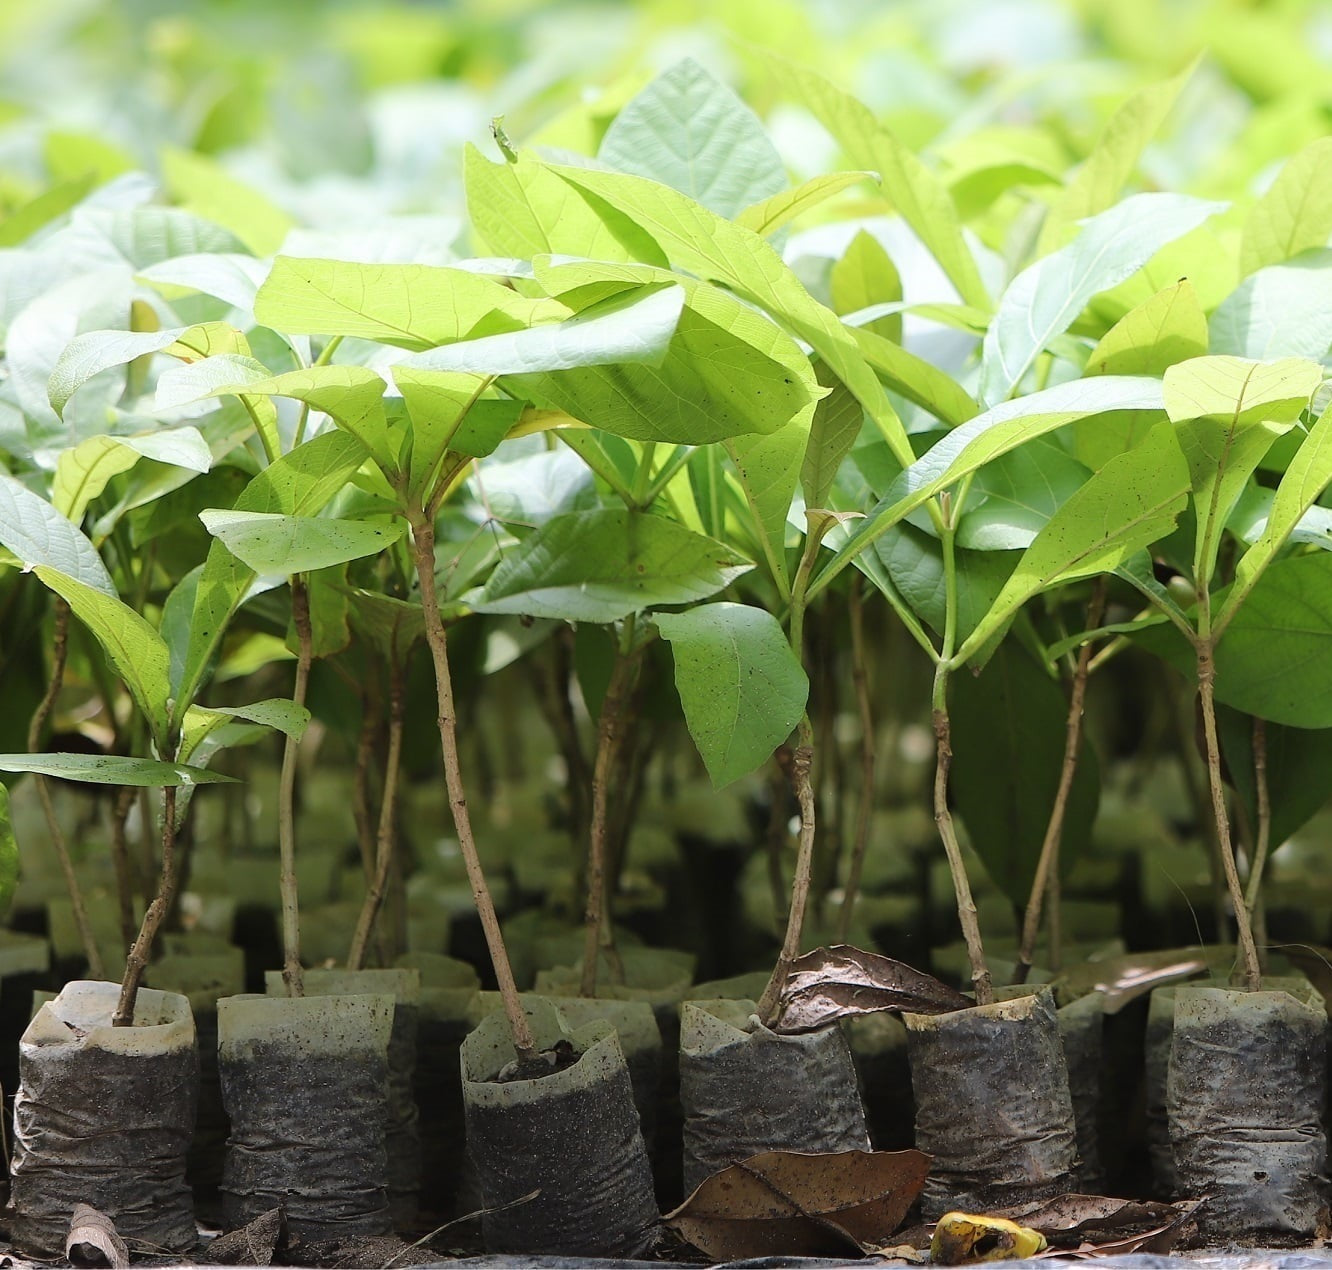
1039,58,1196,252
770,54,989,309
179,697,311,765
0,174,94,247
801,365,865,510
957,423,1190,662
1208,552,1332,727
1209,250,1332,361
1085,280,1209,378
950,640,1099,907
980,194,1224,406
0,783,17,917
727,421,811,596
253,257,567,350
1222,397,1332,631
598,58,787,219
0,753,234,786
1219,706,1332,851
401,283,684,374
392,369,512,495
831,230,902,343
956,436,1092,551
1240,137,1332,276
463,144,668,264
473,509,751,623
656,602,808,788
0,477,116,596
176,431,368,725
54,430,212,523
1163,354,1323,583
161,146,295,256
198,510,403,575
49,326,190,418
735,172,872,238
816,375,1167,598
31,567,173,746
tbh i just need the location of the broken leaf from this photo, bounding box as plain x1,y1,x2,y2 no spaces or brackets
995,1193,1182,1245
1033,1198,1206,1258
65,1204,129,1270
773,945,971,1032
206,1207,287,1265
665,1147,930,1261
931,1212,1047,1265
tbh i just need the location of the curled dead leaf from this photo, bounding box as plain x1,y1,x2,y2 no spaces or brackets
931,1212,1047,1265
664,1147,930,1261
65,1204,129,1270
773,945,971,1032
206,1206,287,1266
1031,1197,1207,1258
994,1193,1182,1245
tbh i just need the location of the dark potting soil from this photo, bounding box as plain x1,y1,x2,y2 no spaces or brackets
219,1038,391,1241
494,1038,578,1082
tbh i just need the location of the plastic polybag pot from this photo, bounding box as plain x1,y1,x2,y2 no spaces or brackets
267,967,422,1227
1167,981,1329,1237
679,999,870,1197
9,980,198,1257
905,987,1078,1217
1144,984,1181,1198
218,991,394,1241
461,996,661,1258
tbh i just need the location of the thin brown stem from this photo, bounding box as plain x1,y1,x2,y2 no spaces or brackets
411,516,536,1060
28,600,104,978
580,639,642,997
757,719,816,1025
108,784,139,956
837,575,876,942
1244,716,1271,974
932,693,993,1005
348,653,408,971
276,577,313,997
1197,639,1262,991
529,630,591,848
1014,579,1107,984
352,683,382,885
113,784,179,1025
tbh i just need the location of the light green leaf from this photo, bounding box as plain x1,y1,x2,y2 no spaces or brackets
401,283,684,374
735,171,872,237
0,173,94,248
956,436,1092,551
175,431,369,726
727,420,811,597
656,602,808,788
473,509,751,623
0,477,115,596
464,144,667,264
54,429,212,523
33,566,172,745
199,510,403,575
1209,250,1332,361
392,369,517,495
1221,397,1332,631
49,326,187,417
1240,137,1332,276
831,230,902,343
253,256,567,350
137,253,270,314
1164,354,1323,583
956,423,1190,662
161,146,295,256
1085,280,1209,378
179,697,311,764
849,323,978,426
801,365,865,510
771,54,989,309
1039,59,1196,252
0,753,234,786
598,58,788,220
980,194,1224,406
816,376,1167,598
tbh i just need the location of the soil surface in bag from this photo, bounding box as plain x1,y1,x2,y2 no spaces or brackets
1168,982,1330,1238
9,980,199,1258
905,986,1078,1218
461,997,661,1259
678,999,870,1197
218,992,395,1242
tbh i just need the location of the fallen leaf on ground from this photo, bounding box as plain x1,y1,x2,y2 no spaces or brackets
995,1194,1181,1244
665,1147,930,1261
65,1204,129,1269
207,1207,287,1266
931,1212,1047,1264
1033,1198,1206,1258
772,945,971,1032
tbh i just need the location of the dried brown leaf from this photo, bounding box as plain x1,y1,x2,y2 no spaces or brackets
207,1206,287,1266
65,1204,129,1270
1032,1198,1206,1258
773,945,970,1032
665,1147,930,1261
995,1193,1180,1244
